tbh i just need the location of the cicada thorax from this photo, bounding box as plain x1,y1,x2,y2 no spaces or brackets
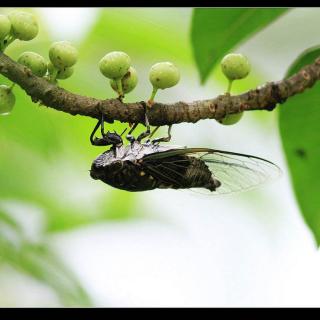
91,143,156,192
91,159,159,192
89,144,164,192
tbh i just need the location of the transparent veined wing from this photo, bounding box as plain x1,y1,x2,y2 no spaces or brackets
143,147,281,194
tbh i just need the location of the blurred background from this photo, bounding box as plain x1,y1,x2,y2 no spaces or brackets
1,7,320,307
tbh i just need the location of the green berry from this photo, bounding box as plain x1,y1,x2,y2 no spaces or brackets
18,51,47,77
8,11,38,41
219,112,243,125
110,66,138,94
49,41,78,69
221,53,251,81
0,85,15,115
149,62,180,90
56,67,73,80
48,62,74,80
0,15,11,40
99,51,131,80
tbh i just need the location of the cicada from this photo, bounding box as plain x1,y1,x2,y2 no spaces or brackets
89,114,280,194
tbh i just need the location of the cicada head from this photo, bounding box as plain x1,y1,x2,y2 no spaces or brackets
104,131,123,147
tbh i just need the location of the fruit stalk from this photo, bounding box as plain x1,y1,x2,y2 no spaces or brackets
148,87,158,106
115,78,124,97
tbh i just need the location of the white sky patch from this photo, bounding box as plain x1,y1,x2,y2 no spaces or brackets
36,8,99,42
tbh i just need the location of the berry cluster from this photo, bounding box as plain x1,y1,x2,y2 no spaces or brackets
99,51,180,106
47,41,78,82
0,11,38,52
0,11,78,115
0,10,39,115
1,10,251,129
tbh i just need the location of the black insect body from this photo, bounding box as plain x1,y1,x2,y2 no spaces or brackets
89,114,280,194
90,141,221,192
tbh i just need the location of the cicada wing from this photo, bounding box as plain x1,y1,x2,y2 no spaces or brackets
141,148,195,188
143,147,281,195
194,149,281,195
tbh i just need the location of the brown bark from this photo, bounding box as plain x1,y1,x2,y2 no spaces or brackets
1,52,320,126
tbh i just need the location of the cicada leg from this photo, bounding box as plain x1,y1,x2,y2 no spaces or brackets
120,127,128,137
90,115,108,146
149,126,160,139
126,122,138,144
151,125,172,144
137,112,151,142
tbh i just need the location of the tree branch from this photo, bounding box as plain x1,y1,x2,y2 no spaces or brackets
1,51,320,126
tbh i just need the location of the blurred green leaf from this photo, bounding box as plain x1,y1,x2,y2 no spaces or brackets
0,208,92,306
190,8,288,84
80,8,191,67
279,46,320,246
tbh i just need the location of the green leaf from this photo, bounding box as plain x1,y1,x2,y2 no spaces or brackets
190,8,288,84
0,208,92,306
279,46,320,246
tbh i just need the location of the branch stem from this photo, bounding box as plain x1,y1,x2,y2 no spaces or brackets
0,51,320,127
